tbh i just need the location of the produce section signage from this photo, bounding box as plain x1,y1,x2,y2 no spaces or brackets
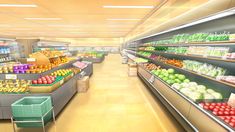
5,74,17,80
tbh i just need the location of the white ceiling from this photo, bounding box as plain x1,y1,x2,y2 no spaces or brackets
0,0,159,38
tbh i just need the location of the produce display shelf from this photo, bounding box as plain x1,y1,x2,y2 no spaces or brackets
0,60,78,80
136,53,235,90
138,65,234,131
139,49,235,63
139,41,235,47
0,60,14,64
80,56,105,63
0,63,93,119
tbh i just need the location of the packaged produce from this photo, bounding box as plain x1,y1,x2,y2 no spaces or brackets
183,60,226,78
217,76,235,85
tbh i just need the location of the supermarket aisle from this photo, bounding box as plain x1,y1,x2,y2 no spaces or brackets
0,54,183,132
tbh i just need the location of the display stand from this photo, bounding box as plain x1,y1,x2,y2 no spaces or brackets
0,63,93,119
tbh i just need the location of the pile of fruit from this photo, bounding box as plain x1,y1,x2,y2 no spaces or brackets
32,75,56,85
27,64,54,74
166,59,183,68
0,80,30,93
39,50,64,58
200,102,235,128
167,47,188,54
172,82,222,101
143,63,160,71
151,68,189,85
51,69,72,77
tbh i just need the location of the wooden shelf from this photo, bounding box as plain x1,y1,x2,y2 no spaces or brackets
136,53,235,89
139,50,235,63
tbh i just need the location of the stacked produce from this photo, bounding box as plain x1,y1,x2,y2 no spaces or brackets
167,47,188,54
32,75,56,85
149,54,158,60
187,46,229,57
133,58,148,63
39,50,64,58
172,82,222,101
142,63,160,71
166,59,183,68
51,69,73,77
155,46,168,51
0,80,30,94
145,46,155,51
138,51,152,57
0,56,12,63
151,68,189,85
183,60,226,78
200,102,235,128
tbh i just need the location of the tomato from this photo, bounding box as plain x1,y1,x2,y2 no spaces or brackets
230,111,235,116
213,111,218,116
219,116,226,120
220,108,225,111
211,103,216,106
203,105,209,110
209,106,215,110
221,106,226,109
231,119,235,123
218,111,224,116
229,122,235,127
224,111,230,116
213,108,219,112
222,103,227,106
225,119,230,123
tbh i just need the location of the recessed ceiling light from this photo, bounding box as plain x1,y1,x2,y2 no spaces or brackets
48,24,80,27
103,5,154,9
107,18,141,21
24,18,62,20
0,4,37,7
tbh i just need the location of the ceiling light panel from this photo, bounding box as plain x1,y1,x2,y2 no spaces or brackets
103,5,154,9
107,18,141,21
24,18,62,20
0,4,37,7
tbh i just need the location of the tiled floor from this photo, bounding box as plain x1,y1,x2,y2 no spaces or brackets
0,54,184,132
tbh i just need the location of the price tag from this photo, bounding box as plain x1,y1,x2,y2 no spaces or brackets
5,74,17,80
80,71,86,76
27,58,36,62
149,75,155,83
60,80,64,85
228,93,235,108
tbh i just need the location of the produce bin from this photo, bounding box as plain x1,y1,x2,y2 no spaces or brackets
29,77,64,93
11,96,52,127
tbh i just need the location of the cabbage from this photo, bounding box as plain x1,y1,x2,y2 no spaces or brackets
207,89,215,94
189,86,197,91
188,92,203,101
203,93,215,100
172,83,181,90
211,92,223,99
188,82,198,87
180,88,192,96
181,83,189,88
197,89,207,94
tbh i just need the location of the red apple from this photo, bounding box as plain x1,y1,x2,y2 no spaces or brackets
224,111,230,116
231,119,235,123
215,106,221,109
211,103,216,106
229,122,235,127
213,111,218,115
216,103,222,106
222,103,227,106
32,80,37,84
225,119,230,123
226,116,232,120
47,80,52,84
43,80,47,84
209,105,215,110
38,80,42,84
219,116,226,120
213,108,219,112
203,105,209,110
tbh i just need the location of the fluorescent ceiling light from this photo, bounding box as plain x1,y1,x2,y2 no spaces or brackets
0,4,37,7
103,5,154,9
24,18,62,20
48,24,80,27
107,18,141,21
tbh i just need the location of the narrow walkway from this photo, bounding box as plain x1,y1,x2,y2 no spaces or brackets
0,54,183,132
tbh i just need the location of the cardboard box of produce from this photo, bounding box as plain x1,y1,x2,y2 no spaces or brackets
77,76,89,93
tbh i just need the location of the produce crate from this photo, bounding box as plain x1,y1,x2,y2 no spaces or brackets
29,77,64,93
11,96,52,127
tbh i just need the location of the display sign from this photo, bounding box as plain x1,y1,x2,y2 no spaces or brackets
228,93,235,108
5,74,17,80
27,58,36,62
149,75,155,83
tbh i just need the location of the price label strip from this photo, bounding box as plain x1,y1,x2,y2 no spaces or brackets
149,75,155,83
5,74,17,80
